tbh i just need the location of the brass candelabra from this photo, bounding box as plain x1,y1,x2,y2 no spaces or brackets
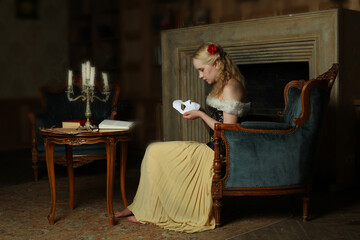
66,61,110,130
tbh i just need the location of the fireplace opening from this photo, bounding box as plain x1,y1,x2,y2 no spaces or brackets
238,62,309,116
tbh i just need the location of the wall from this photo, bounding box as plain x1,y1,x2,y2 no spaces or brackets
193,0,360,24
2,0,360,151
0,0,68,149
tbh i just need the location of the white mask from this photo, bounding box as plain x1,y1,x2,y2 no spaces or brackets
172,100,200,114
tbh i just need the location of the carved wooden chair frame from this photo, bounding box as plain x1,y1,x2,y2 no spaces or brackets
212,64,339,227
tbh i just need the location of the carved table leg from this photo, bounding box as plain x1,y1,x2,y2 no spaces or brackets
106,138,116,226
44,139,56,225
65,145,74,210
120,141,129,208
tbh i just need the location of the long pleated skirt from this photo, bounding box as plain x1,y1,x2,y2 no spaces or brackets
127,141,215,233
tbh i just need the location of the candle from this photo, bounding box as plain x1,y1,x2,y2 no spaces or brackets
86,61,91,83
81,63,86,85
102,72,108,88
68,70,72,86
90,67,95,86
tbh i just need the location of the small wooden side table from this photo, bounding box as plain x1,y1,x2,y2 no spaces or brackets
40,128,133,226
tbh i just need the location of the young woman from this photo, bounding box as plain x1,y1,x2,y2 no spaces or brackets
115,43,250,233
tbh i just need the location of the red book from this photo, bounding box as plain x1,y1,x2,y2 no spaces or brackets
62,120,94,128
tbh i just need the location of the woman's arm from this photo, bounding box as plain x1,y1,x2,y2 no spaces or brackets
183,78,244,129
183,110,238,130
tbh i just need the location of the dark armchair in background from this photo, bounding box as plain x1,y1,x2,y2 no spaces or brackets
28,81,120,181
212,64,339,227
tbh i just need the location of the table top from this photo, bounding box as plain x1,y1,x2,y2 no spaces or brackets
40,128,133,137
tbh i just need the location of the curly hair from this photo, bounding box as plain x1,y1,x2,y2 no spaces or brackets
193,43,246,97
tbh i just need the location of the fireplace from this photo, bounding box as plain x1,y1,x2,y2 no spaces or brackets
161,11,332,143
201,61,310,116
161,9,360,189
240,62,309,115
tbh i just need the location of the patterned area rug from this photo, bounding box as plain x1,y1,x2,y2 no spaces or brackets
0,172,291,240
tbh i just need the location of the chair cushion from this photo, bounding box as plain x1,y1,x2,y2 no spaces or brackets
223,129,308,187
222,87,328,188
240,121,292,130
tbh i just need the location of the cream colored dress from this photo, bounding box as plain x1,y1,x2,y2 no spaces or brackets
127,141,215,233
127,96,250,233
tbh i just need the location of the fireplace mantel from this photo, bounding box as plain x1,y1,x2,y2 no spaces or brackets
161,8,360,189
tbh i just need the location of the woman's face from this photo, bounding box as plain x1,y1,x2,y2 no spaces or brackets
193,58,219,85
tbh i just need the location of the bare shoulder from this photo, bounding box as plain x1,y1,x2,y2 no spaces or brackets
222,79,244,101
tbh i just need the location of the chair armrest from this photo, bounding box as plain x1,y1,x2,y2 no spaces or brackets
29,111,59,150
28,112,54,138
35,113,57,129
213,123,310,187
110,110,117,120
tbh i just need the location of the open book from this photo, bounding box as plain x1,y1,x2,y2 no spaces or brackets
99,119,135,130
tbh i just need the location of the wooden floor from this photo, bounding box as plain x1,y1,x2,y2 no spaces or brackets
1,148,360,240
231,192,360,240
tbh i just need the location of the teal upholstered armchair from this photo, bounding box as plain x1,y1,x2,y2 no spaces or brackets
212,64,339,227
28,81,120,181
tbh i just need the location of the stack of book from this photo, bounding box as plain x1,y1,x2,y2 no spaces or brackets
62,120,94,129
98,119,135,130
62,119,134,130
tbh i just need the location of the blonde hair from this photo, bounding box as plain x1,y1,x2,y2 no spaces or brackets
193,43,245,97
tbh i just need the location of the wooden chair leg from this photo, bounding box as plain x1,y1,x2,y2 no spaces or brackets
213,198,223,227
302,195,310,222
32,150,39,181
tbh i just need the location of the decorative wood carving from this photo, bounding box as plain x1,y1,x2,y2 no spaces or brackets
294,63,338,126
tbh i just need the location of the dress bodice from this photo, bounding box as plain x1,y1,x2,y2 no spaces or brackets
206,106,226,155
206,95,251,155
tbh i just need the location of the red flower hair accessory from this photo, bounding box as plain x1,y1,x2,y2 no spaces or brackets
207,44,218,55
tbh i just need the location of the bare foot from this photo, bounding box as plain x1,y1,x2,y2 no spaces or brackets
128,216,139,223
115,208,132,218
